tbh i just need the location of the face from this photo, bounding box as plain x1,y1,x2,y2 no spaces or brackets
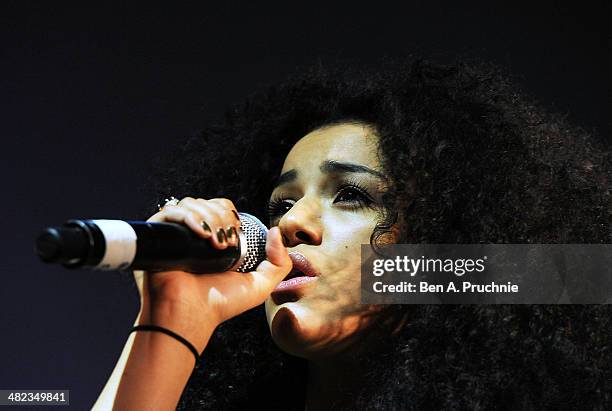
264,123,398,359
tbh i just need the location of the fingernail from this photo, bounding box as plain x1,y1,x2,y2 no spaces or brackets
216,228,227,244
200,221,212,234
226,226,237,244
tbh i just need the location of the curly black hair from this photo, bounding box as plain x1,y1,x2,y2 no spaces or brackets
146,58,611,410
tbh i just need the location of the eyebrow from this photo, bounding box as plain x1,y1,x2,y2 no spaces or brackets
273,160,386,189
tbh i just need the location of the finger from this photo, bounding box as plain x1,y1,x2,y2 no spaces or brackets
147,211,165,223
147,207,174,223
157,205,214,241
208,198,238,213
206,199,240,246
177,198,229,248
207,198,240,230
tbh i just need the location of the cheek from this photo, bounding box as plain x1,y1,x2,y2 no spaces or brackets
304,214,376,309
324,212,377,249
325,216,376,279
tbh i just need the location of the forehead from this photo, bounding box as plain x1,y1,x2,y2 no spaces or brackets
282,123,380,172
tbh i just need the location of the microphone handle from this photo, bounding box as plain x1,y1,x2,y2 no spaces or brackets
36,220,242,274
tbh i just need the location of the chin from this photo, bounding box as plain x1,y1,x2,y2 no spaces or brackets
266,300,361,360
266,297,393,360
265,301,326,358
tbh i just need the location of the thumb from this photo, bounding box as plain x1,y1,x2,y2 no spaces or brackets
248,226,292,292
198,227,292,324
265,226,292,271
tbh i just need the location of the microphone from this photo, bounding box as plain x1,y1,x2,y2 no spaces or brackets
35,213,268,274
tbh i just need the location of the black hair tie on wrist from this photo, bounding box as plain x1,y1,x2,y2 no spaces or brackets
130,324,200,366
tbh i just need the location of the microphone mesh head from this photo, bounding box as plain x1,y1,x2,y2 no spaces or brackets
236,213,268,272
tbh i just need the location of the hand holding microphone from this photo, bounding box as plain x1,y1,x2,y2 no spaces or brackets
36,197,292,352
137,197,291,347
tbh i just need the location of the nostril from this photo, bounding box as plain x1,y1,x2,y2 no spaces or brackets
295,231,310,242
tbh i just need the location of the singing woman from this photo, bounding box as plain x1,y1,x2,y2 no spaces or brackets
95,59,611,410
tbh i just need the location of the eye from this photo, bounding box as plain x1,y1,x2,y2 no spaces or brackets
333,184,374,207
267,198,295,218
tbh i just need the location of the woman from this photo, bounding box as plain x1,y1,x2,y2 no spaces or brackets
95,59,611,410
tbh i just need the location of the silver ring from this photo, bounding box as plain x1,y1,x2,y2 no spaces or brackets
157,196,180,211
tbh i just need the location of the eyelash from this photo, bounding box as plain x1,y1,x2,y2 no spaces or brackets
267,179,375,219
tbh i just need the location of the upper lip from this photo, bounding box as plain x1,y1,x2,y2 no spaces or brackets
285,252,320,280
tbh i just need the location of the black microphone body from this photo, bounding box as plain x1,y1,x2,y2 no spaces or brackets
35,213,268,274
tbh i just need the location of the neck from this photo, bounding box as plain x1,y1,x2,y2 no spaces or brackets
305,355,366,411
303,307,408,410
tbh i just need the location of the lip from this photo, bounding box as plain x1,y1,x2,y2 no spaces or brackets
286,252,320,278
271,252,320,304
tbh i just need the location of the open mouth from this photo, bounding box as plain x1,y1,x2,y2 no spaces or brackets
283,268,309,281
272,252,320,298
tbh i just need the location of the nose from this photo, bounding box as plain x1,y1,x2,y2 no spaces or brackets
278,196,322,247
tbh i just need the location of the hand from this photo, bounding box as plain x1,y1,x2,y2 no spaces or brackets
134,197,291,352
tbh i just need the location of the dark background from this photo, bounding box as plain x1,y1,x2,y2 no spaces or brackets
1,2,610,409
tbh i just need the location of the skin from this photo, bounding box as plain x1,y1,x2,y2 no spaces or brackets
265,123,394,358
96,122,402,410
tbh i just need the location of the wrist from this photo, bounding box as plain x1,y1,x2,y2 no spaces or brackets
138,298,217,353
131,325,200,366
